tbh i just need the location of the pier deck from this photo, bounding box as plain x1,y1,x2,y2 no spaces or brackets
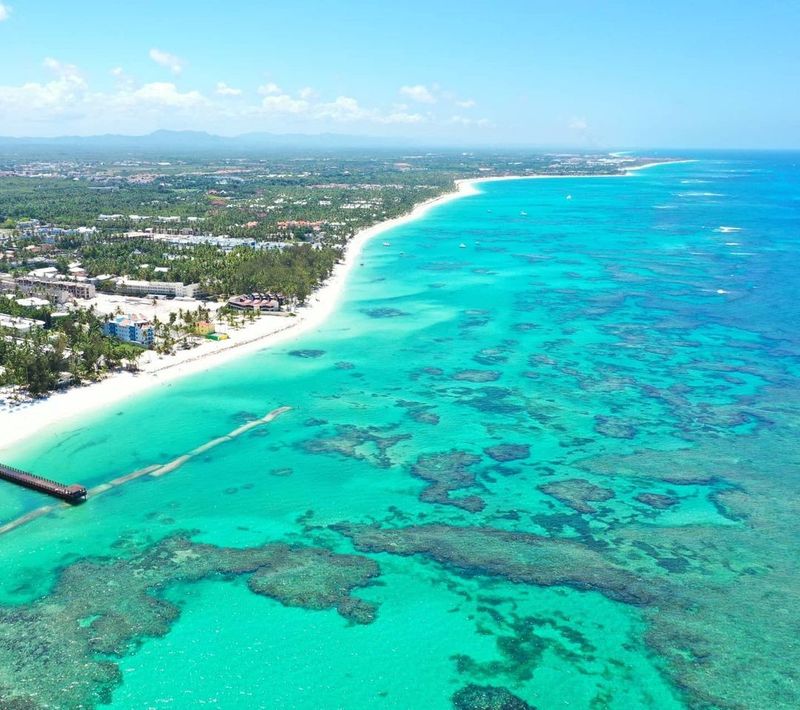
0,464,87,503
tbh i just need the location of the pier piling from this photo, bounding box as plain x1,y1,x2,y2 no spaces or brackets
0,464,87,503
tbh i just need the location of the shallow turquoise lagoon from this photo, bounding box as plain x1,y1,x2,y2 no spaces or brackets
1,154,799,709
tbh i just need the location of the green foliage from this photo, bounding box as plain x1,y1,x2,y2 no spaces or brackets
0,303,144,396
218,244,339,301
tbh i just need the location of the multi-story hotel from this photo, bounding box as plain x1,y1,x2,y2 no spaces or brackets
102,314,155,348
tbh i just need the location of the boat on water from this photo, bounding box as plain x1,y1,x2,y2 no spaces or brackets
566,194,573,200
520,211,528,216
459,243,467,248
383,242,391,246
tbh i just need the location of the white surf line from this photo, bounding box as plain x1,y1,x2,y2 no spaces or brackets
0,406,292,537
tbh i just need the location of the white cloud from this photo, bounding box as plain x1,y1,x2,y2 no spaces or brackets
569,117,589,131
42,57,84,84
127,82,207,109
0,58,92,118
109,66,135,89
456,99,476,109
216,81,242,96
261,93,309,114
0,71,88,118
400,84,436,104
380,111,425,125
0,64,494,136
315,96,367,121
449,115,490,127
0,4,11,22
257,82,282,96
149,48,185,75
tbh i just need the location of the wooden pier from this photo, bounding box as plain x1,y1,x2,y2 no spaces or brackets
0,405,292,537
0,463,86,503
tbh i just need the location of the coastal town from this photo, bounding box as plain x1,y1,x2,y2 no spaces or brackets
0,148,657,407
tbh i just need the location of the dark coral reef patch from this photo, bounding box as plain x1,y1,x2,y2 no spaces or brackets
0,535,380,709
396,399,440,425
411,451,485,512
334,523,659,606
457,387,525,415
452,684,535,709
453,370,502,383
538,478,615,514
288,349,326,358
593,415,637,440
635,492,679,509
302,424,411,468
484,444,530,463
361,307,409,318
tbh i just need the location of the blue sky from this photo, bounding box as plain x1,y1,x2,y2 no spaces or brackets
0,0,798,147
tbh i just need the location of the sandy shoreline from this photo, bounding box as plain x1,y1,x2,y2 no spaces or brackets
0,184,473,453
0,159,685,454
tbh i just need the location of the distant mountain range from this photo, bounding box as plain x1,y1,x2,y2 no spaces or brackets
0,130,421,154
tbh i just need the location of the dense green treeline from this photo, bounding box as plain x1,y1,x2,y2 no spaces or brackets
64,239,342,300
0,302,144,396
218,244,340,301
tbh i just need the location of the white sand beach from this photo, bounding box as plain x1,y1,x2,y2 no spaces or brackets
0,160,684,453
0,183,475,452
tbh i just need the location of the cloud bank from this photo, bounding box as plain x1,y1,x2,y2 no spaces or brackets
0,59,490,137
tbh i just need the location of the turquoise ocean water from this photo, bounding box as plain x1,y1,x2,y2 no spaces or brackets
1,154,799,709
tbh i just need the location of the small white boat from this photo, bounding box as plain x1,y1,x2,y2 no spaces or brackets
459,243,467,248
566,194,573,200
520,211,528,216
383,242,391,247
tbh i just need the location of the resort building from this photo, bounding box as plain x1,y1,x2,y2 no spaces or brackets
227,293,284,311
0,314,45,333
114,278,201,299
28,266,59,279
102,314,155,348
194,321,216,336
15,297,50,308
15,276,96,301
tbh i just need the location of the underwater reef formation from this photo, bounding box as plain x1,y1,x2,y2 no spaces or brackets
334,523,658,606
538,478,615,514
575,401,800,709
456,386,526,415
453,370,503,383
396,399,440,425
0,535,379,709
473,344,513,365
484,444,530,463
411,451,485,512
634,492,679,509
248,546,379,624
593,415,636,440
288,349,326,358
302,424,411,469
361,307,409,318
452,684,535,710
